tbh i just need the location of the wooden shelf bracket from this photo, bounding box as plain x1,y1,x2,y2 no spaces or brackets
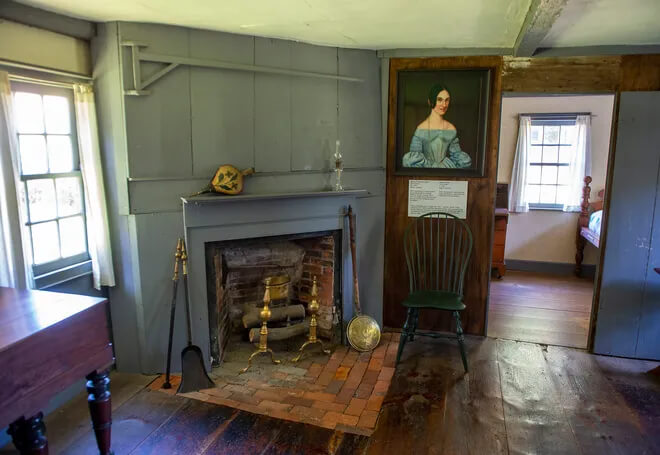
121,41,363,96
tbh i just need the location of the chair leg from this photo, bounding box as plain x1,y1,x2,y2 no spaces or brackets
453,311,468,373
396,308,414,365
409,308,419,341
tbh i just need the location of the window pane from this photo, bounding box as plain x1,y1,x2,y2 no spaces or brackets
543,125,560,144
13,92,44,134
541,165,558,184
47,135,74,172
27,179,57,222
59,216,86,257
542,145,559,163
556,185,569,205
31,221,60,264
557,166,571,185
560,125,576,144
528,165,541,184
540,185,557,203
559,145,574,164
526,184,540,204
18,135,48,175
43,95,70,134
56,177,82,217
529,145,542,162
530,125,543,144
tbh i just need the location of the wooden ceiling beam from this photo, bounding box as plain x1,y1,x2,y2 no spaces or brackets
514,0,568,57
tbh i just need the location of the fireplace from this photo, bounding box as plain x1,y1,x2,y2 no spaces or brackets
182,189,367,369
205,230,342,365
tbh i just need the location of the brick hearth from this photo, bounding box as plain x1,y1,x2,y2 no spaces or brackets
150,332,400,435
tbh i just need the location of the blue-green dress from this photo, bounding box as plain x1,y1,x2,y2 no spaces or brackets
402,129,472,168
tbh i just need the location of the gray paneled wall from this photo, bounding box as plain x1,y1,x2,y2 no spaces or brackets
594,91,660,360
93,22,384,373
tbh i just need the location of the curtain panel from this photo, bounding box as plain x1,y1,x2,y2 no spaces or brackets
73,84,115,290
508,115,532,213
0,71,29,288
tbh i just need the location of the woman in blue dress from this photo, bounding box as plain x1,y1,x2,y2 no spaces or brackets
402,84,472,169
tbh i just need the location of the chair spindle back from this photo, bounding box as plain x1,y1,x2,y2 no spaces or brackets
403,212,473,296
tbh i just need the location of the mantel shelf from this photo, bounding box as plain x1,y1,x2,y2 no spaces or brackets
181,189,369,205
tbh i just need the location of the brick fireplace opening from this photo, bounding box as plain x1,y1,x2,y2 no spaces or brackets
205,230,342,366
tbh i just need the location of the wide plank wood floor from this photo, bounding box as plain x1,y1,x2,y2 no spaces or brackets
3,335,658,454
488,270,594,348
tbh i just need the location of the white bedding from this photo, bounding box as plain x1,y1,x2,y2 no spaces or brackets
589,210,603,236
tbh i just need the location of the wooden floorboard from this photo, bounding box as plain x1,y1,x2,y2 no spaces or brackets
4,336,658,454
488,271,593,348
62,389,186,455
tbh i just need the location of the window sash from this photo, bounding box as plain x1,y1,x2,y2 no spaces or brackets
526,118,577,210
11,81,90,278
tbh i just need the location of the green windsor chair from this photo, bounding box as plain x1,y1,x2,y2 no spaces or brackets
396,212,473,372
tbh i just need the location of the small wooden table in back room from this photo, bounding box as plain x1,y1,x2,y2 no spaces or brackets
0,287,114,454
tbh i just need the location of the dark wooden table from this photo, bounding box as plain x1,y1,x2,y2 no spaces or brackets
0,287,114,454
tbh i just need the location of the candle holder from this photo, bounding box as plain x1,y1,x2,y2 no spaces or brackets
240,276,285,374
292,276,331,362
333,139,344,191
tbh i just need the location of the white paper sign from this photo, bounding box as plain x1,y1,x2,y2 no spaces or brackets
408,180,468,219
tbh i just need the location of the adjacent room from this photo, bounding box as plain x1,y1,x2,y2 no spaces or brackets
0,0,659,454
488,93,614,349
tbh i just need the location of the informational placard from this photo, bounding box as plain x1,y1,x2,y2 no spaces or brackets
408,180,468,219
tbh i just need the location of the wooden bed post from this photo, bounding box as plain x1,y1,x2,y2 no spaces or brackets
575,176,592,276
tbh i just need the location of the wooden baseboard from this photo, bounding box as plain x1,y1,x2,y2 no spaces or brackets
505,259,596,278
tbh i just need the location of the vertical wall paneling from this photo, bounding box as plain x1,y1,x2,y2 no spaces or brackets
593,92,660,357
290,43,338,171
254,38,292,173
383,57,502,336
637,152,660,360
134,212,186,372
120,22,193,178
92,23,141,371
338,48,382,168
190,30,255,176
94,21,384,373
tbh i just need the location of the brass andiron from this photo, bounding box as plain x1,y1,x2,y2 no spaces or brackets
293,276,331,362
240,276,284,374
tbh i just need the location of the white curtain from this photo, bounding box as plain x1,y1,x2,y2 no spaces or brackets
73,84,115,290
508,115,532,213
0,71,29,288
563,115,592,212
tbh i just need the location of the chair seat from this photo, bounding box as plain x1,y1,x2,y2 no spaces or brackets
401,290,465,311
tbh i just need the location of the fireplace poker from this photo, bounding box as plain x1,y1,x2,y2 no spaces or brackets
163,238,183,389
177,238,215,393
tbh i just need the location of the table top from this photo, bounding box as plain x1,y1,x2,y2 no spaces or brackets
0,287,107,353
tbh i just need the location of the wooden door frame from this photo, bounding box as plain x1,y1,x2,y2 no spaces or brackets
486,90,619,353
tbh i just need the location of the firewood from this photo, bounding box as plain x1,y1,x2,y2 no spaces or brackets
242,304,306,328
248,320,309,343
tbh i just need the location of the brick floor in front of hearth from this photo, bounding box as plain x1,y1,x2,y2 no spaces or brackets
149,331,400,435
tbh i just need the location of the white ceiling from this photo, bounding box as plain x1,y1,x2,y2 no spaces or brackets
15,0,660,50
542,0,660,48
16,0,531,49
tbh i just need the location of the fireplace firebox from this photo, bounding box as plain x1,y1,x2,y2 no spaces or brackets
205,230,342,365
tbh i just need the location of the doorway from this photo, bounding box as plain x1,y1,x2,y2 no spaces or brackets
487,93,615,349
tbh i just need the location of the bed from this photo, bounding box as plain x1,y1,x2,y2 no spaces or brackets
575,176,604,276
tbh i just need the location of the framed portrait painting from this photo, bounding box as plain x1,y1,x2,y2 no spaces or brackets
395,68,491,177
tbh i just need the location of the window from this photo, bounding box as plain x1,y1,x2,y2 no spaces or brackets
11,82,90,286
525,116,577,210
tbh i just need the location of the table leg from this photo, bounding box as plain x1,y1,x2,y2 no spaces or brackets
7,412,48,454
86,370,113,455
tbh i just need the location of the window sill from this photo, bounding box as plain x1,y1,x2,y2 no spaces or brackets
34,260,93,290
529,203,564,211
